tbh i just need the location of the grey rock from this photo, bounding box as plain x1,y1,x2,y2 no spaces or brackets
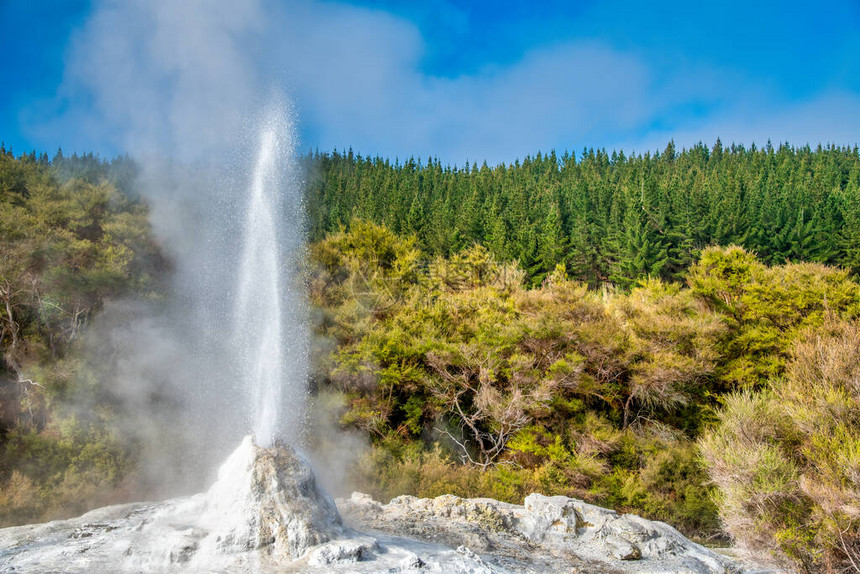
604,534,641,560
306,536,378,565
517,494,583,541
338,491,751,574
606,515,656,543
399,551,425,569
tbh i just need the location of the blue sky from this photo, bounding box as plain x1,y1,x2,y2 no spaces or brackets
1,0,859,164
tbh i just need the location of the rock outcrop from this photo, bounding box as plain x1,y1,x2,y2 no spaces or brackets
0,437,770,573
337,491,745,573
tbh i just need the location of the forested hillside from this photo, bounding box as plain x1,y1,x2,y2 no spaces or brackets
306,142,860,286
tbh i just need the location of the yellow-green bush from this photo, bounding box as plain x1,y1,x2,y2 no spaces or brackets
311,227,860,540
701,322,860,571
689,246,860,388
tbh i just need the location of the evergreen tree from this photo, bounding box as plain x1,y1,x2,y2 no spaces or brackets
536,200,567,280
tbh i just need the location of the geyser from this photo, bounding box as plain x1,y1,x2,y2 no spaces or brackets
234,107,308,448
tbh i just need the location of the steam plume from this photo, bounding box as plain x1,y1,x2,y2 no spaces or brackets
63,0,309,493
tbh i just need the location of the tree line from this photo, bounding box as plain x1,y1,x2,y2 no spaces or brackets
305,141,860,287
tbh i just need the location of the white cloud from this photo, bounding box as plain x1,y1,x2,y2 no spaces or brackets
290,38,653,162
34,0,656,162
29,0,860,162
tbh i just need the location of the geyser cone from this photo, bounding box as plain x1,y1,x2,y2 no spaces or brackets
200,435,344,560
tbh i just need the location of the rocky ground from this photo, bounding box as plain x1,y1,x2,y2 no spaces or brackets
333,491,756,573
0,438,775,573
